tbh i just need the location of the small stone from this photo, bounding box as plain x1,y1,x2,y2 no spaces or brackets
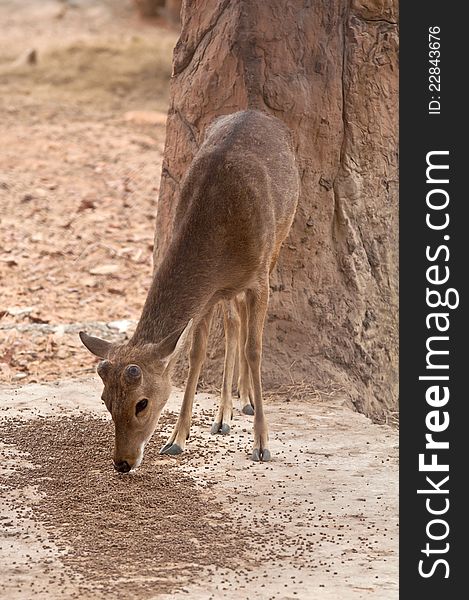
13,372,28,380
6,306,36,317
89,265,119,276
107,320,133,333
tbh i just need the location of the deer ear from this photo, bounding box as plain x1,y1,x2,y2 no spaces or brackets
152,320,193,372
79,331,113,359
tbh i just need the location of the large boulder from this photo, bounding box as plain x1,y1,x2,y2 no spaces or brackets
154,0,398,419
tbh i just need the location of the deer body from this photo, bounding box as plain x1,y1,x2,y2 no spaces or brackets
80,110,299,470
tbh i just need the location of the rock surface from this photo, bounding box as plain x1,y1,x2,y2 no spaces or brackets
154,0,398,419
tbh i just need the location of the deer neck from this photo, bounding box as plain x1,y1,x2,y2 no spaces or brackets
130,238,213,345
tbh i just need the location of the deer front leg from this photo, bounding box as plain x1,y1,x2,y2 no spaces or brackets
160,309,213,455
245,282,271,462
211,301,240,435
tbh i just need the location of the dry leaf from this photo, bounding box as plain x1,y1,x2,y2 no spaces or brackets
78,197,96,212
0,257,19,267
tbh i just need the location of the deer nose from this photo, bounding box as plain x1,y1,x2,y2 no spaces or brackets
113,460,131,473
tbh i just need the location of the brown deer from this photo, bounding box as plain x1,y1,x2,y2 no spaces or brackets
79,110,299,472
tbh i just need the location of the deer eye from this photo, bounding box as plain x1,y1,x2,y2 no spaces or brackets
125,364,142,383
135,399,148,415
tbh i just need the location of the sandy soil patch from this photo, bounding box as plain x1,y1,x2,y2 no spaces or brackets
1,379,398,599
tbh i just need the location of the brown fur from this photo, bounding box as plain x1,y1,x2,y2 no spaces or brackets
80,110,299,470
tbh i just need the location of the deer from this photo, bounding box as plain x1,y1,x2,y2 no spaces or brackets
79,109,299,472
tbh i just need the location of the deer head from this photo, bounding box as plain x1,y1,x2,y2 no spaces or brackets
79,321,192,473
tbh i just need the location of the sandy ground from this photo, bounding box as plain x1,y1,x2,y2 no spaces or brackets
0,379,398,599
0,0,177,384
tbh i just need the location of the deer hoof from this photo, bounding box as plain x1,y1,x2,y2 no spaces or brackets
159,443,183,456
210,422,221,435
210,422,231,435
242,404,255,416
251,448,271,462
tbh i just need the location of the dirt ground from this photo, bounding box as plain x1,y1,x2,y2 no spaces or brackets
0,379,398,599
1,2,398,598
0,0,176,384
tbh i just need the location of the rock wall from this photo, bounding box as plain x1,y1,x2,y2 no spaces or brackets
153,0,398,419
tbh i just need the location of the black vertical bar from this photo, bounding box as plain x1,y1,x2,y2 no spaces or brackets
400,2,466,597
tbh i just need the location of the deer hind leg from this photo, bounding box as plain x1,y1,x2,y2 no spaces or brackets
235,295,255,416
160,307,213,455
211,300,240,435
245,280,271,462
